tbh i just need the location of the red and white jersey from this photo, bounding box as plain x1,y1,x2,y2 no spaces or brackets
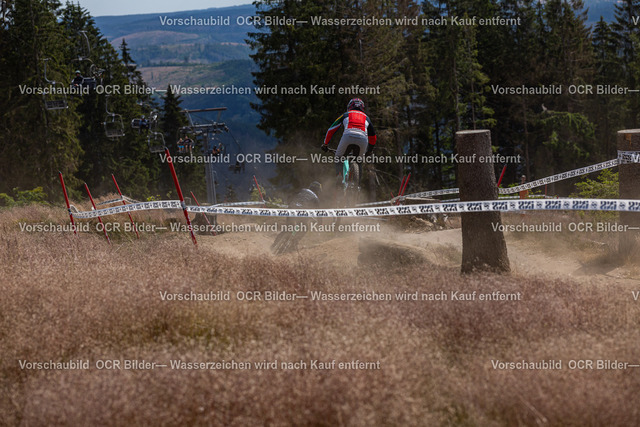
323,109,377,146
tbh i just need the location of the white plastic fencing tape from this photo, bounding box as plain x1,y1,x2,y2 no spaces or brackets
70,198,640,220
96,195,141,206
97,197,126,206
400,188,461,199
402,159,619,200
70,152,640,220
400,151,640,201
618,151,640,164
71,200,182,218
499,159,620,194
357,194,557,206
123,196,141,204
440,195,561,203
213,201,267,207
96,198,274,208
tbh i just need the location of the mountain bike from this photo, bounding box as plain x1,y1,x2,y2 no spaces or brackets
328,146,361,208
271,222,307,255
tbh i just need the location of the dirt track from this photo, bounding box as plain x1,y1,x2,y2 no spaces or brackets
201,219,640,286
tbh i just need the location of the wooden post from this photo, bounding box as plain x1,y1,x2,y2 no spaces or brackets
618,129,640,258
456,130,510,273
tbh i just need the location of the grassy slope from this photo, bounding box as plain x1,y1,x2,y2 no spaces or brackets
1,204,640,425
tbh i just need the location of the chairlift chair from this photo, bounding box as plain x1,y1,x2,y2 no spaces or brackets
131,117,150,130
42,59,68,111
103,96,125,139
81,76,97,90
133,103,159,130
148,132,165,153
104,114,125,139
70,31,102,90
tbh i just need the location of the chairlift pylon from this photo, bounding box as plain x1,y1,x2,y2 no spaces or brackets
178,108,234,157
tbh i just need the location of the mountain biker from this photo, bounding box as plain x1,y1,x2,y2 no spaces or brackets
271,181,323,254
290,181,322,209
72,70,84,87
320,98,377,169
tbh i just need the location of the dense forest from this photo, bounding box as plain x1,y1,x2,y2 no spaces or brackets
0,0,638,202
248,0,640,196
0,0,204,201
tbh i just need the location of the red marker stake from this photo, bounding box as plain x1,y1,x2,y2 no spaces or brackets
253,175,266,207
398,175,406,197
165,148,197,246
497,165,507,188
395,176,406,205
111,174,139,239
190,191,216,236
84,183,111,245
400,173,411,196
58,172,77,235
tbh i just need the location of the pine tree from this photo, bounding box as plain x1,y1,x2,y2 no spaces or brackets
0,0,82,196
60,2,158,198
160,86,204,197
120,38,141,84
161,86,186,152
532,0,596,184
613,0,640,78
590,18,625,155
486,0,541,182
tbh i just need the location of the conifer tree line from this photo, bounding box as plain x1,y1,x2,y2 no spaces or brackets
0,0,201,200
248,0,640,195
2,0,638,202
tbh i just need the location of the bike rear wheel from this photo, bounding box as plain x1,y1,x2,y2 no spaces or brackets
344,159,360,207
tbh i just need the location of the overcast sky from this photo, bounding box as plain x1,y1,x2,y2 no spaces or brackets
73,0,253,17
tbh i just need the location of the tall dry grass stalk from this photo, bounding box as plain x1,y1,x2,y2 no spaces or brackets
1,205,639,426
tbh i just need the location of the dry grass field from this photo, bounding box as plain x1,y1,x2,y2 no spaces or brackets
1,204,640,426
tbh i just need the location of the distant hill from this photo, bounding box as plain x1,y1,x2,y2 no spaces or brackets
585,0,618,25
94,4,255,43
95,5,256,65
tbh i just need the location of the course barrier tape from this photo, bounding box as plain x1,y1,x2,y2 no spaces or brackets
400,154,635,201
401,188,461,199
357,200,397,207
356,194,559,207
97,197,126,206
618,151,640,164
123,196,141,204
97,198,277,208
70,198,640,220
445,195,562,202
499,159,620,194
213,201,269,207
71,152,640,221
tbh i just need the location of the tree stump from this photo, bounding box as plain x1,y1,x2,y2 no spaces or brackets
618,129,640,259
457,130,510,273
